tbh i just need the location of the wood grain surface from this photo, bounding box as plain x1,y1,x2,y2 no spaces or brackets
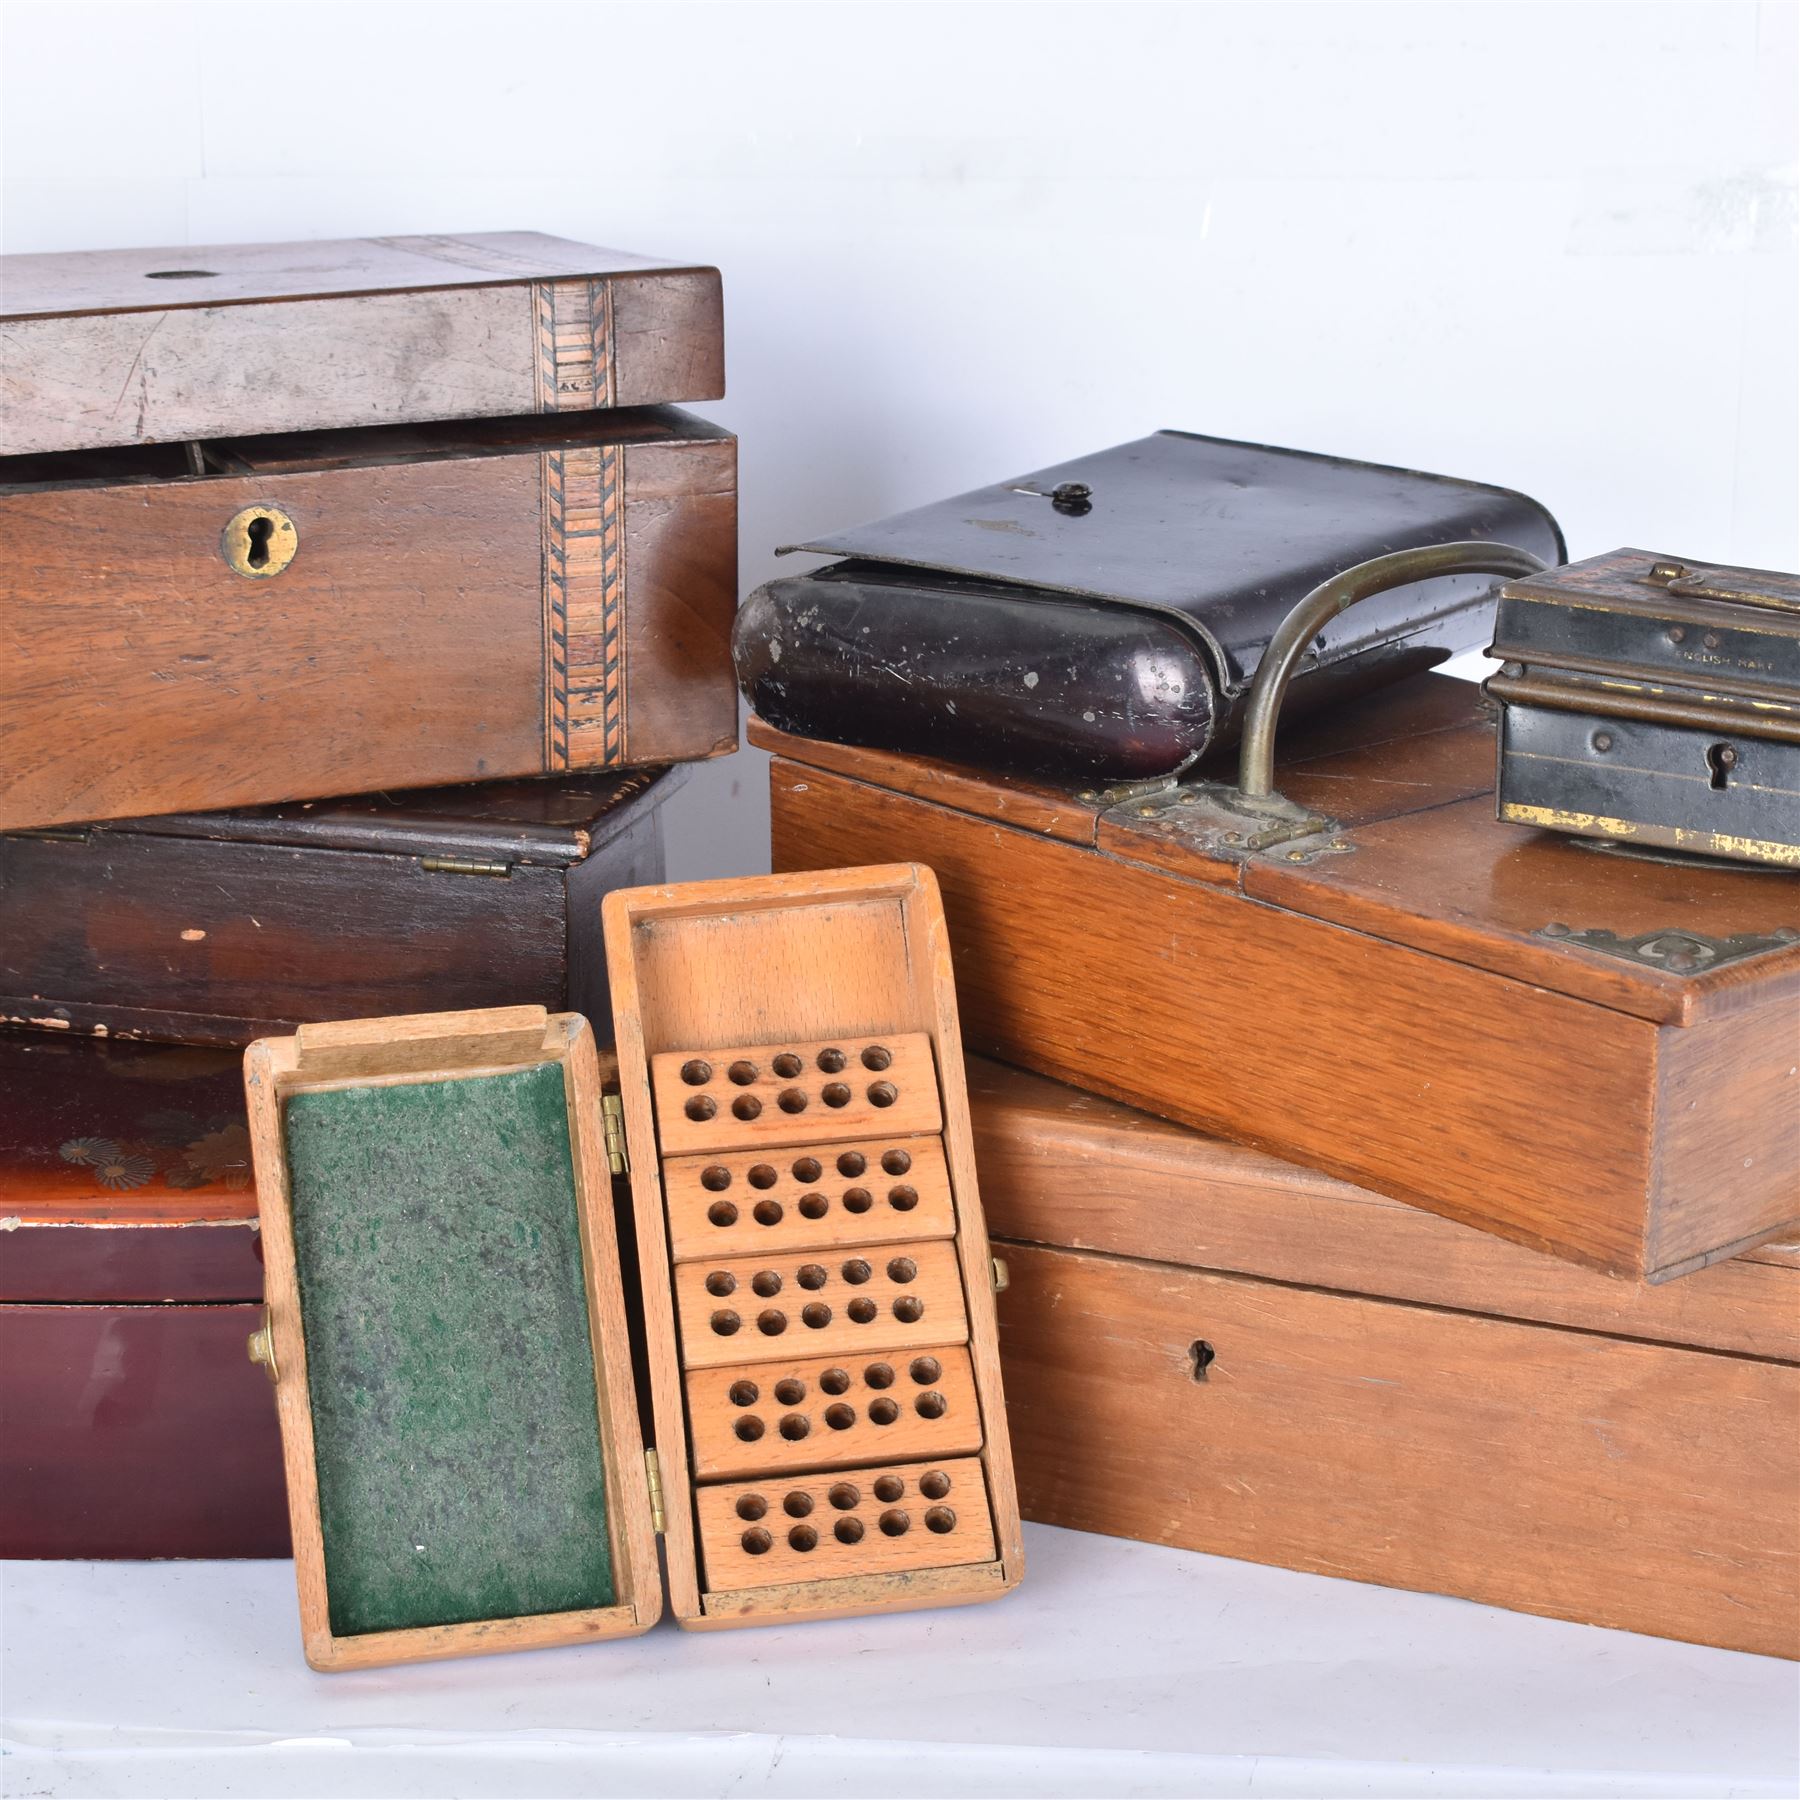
994,1241,1799,1658
0,232,723,454
967,1058,1800,1361
2,413,737,829
767,754,1799,1279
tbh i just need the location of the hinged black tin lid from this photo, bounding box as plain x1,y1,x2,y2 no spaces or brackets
780,432,1565,697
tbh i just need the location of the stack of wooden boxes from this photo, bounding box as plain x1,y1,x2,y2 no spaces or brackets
753,675,1800,1660
0,233,738,1556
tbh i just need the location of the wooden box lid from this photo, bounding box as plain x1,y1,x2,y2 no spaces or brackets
0,232,724,455
753,675,1800,1280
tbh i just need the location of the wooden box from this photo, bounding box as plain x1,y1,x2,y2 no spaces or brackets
0,232,723,456
755,674,1800,1282
968,1057,1800,1660
0,1030,289,1559
3,766,686,1045
2,407,736,830
243,869,1019,1668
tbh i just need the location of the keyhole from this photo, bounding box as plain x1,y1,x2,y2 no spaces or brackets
245,515,274,569
1705,742,1737,791
1189,1340,1216,1383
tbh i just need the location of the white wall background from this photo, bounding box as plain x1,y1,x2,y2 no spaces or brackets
3,0,1794,879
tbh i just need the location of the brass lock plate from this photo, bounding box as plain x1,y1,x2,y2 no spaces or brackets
221,504,298,578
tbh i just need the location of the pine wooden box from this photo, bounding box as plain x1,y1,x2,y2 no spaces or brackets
3,766,685,1045
3,407,736,830
969,1058,1800,1660
242,868,1019,1669
755,675,1800,1282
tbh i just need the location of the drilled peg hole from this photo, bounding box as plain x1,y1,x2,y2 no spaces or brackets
918,1470,951,1500
686,1096,716,1122
843,1187,873,1214
797,1263,828,1290
829,1482,860,1511
869,1397,899,1425
873,1474,905,1503
772,1053,804,1079
779,1413,810,1441
924,1506,956,1535
822,1083,851,1108
733,1095,763,1121
835,1517,865,1544
848,1298,877,1324
701,1166,732,1192
751,1270,782,1298
915,1391,947,1419
788,1524,818,1552
886,1256,917,1283
801,1302,832,1329
820,1367,851,1395
774,1377,805,1405
736,1493,767,1520
747,1164,778,1190
741,1527,772,1555
861,1045,892,1071
879,1508,910,1537
910,1356,941,1385
681,1060,712,1086
757,1310,787,1336
837,1152,867,1177
784,1491,814,1518
817,1048,848,1073
707,1201,738,1227
710,1310,740,1336
734,1416,764,1442
888,1186,918,1211
778,1089,809,1114
798,1192,829,1219
864,1362,895,1390
892,1296,924,1324
824,1402,855,1430
753,1200,783,1227
881,1149,912,1176
841,1259,872,1285
728,1380,759,1407
792,1157,823,1182
705,1271,736,1297
728,1061,758,1086
867,1082,898,1109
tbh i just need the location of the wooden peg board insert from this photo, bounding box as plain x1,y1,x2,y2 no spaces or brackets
686,1347,982,1481
694,1456,995,1593
674,1239,967,1369
603,866,1022,1629
651,1034,940,1154
661,1135,954,1261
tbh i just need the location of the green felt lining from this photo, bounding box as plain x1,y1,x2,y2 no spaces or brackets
284,1062,614,1637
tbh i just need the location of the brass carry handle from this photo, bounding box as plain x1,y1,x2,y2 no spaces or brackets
1236,541,1550,804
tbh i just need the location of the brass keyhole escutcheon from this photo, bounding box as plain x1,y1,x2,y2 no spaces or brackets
221,504,298,578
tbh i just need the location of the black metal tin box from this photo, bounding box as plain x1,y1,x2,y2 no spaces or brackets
1486,549,1799,869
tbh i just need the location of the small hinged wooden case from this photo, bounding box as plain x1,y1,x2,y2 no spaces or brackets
243,866,1020,1669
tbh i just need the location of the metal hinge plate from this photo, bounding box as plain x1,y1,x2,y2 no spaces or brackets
1536,923,1800,975
602,1093,630,1176
418,856,512,877
645,1447,666,1535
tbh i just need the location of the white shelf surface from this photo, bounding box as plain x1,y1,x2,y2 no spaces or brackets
3,1523,1794,1799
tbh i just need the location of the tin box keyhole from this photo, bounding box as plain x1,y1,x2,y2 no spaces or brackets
245,515,274,570
1706,743,1737,791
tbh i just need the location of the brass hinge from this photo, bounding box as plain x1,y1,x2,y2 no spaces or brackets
645,1447,666,1535
602,1093,630,1176
418,856,512,878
